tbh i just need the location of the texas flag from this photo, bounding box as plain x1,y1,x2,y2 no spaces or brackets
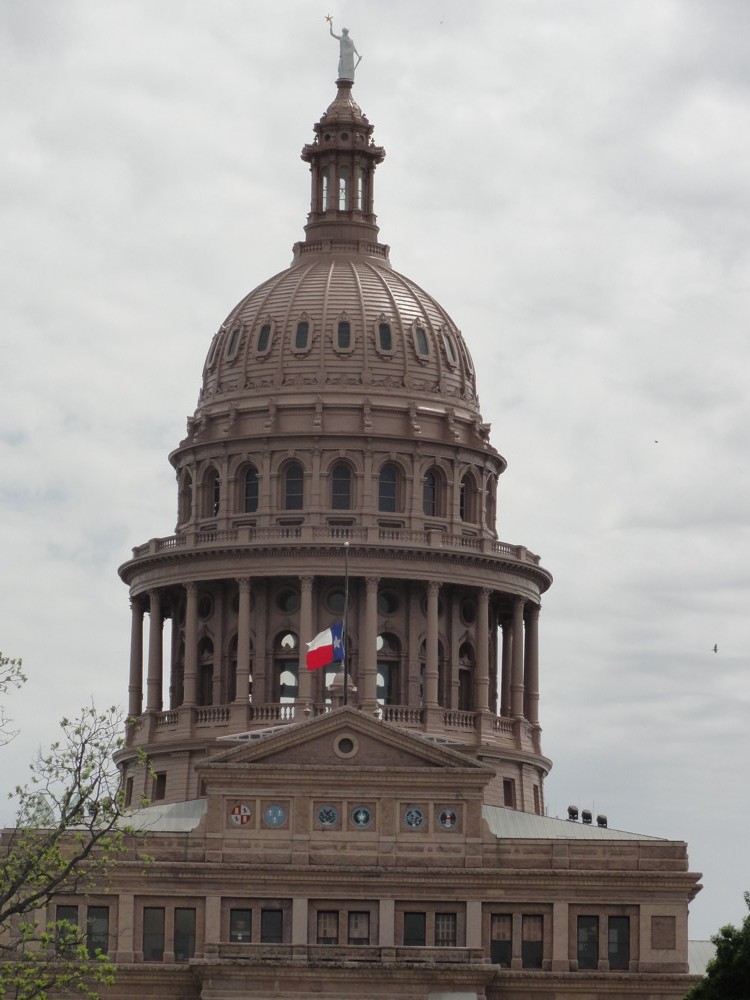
305,621,345,671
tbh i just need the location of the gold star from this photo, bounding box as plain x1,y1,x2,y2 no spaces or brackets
325,14,333,23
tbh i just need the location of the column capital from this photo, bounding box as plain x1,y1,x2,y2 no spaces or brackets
366,576,380,591
236,577,251,594
299,575,314,592
427,580,441,596
130,596,145,615
524,603,541,621
479,587,491,601
185,581,198,597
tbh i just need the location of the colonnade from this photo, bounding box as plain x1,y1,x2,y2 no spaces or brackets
127,578,540,729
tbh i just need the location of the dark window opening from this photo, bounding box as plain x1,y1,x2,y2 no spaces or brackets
337,321,351,349
124,775,133,808
284,462,304,510
55,905,79,957
226,326,241,359
415,326,429,355
490,913,512,966
174,907,196,961
378,322,392,352
378,464,398,512
295,321,309,350
86,906,109,956
143,907,165,961
423,469,439,516
229,909,252,943
260,909,283,944
331,462,352,510
152,772,167,801
257,323,271,352
503,778,516,809
435,912,457,947
522,915,543,969
244,467,259,513
577,915,599,970
609,916,630,970
403,912,426,947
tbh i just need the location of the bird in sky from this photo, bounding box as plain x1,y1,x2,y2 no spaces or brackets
712,644,718,653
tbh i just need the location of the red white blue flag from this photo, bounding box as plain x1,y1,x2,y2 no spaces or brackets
305,621,345,671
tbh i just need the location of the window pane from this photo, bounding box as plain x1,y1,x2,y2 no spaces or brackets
244,467,259,512
295,321,309,350
143,907,165,961
55,905,79,956
378,323,392,351
260,909,283,943
521,914,543,969
86,906,109,956
415,326,428,355
348,911,370,944
577,915,599,970
490,914,512,966
229,908,252,943
316,910,339,944
257,323,271,352
331,462,352,510
284,462,304,510
403,911,426,947
435,912,457,947
378,465,398,512
423,470,437,516
609,916,630,970
337,321,351,349
174,907,196,961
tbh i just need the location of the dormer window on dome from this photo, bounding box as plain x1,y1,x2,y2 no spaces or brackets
256,322,273,355
412,320,430,360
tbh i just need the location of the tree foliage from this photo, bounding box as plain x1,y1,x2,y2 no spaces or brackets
685,892,750,1000
0,652,135,999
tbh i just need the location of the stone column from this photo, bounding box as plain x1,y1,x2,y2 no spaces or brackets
511,597,525,719
551,901,570,972
297,576,314,705
183,582,199,706
115,893,135,963
361,576,379,711
466,899,482,950
146,590,163,712
128,598,144,718
475,587,490,712
500,618,512,717
524,604,540,725
425,581,440,708
235,578,252,702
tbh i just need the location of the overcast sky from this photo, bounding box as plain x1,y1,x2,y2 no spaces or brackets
2,0,749,940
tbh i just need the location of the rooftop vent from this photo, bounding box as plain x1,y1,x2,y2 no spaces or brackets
567,805,579,822
582,809,592,825
597,814,608,828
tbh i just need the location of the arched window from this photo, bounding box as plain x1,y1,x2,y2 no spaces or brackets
204,468,220,517
423,468,441,517
376,633,401,706
225,325,242,360
180,471,193,524
257,323,272,353
458,642,475,711
414,324,429,357
283,461,304,510
331,461,352,510
460,472,478,523
378,464,400,513
295,321,310,350
442,329,458,366
378,322,392,352
244,466,259,513
337,320,351,349
275,632,299,704
321,167,330,212
338,167,350,210
198,637,214,707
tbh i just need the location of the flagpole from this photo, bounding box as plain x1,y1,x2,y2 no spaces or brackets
343,541,349,706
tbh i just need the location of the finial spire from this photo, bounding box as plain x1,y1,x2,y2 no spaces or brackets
327,16,362,81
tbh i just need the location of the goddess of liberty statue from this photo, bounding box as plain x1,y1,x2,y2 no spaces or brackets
328,19,361,80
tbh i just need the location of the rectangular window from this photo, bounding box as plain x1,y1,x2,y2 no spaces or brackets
609,916,630,970
55,905,79,956
316,910,339,945
86,906,109,956
124,776,133,807
503,779,516,808
143,907,165,961
403,911,426,947
533,784,541,815
521,914,543,969
434,912,457,948
229,908,252,943
577,915,599,970
173,907,196,961
490,913,512,966
152,772,166,801
260,908,283,944
348,911,370,945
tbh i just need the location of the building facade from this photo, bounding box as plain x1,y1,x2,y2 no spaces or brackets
53,61,700,999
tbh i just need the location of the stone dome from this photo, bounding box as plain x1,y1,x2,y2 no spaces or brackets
199,254,479,414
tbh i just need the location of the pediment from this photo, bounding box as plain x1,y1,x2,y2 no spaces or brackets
203,706,492,775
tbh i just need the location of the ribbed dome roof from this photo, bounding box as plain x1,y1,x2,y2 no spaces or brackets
200,254,479,412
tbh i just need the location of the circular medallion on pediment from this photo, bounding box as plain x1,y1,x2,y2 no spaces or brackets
437,806,459,831
404,805,425,829
229,802,252,826
351,806,372,829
